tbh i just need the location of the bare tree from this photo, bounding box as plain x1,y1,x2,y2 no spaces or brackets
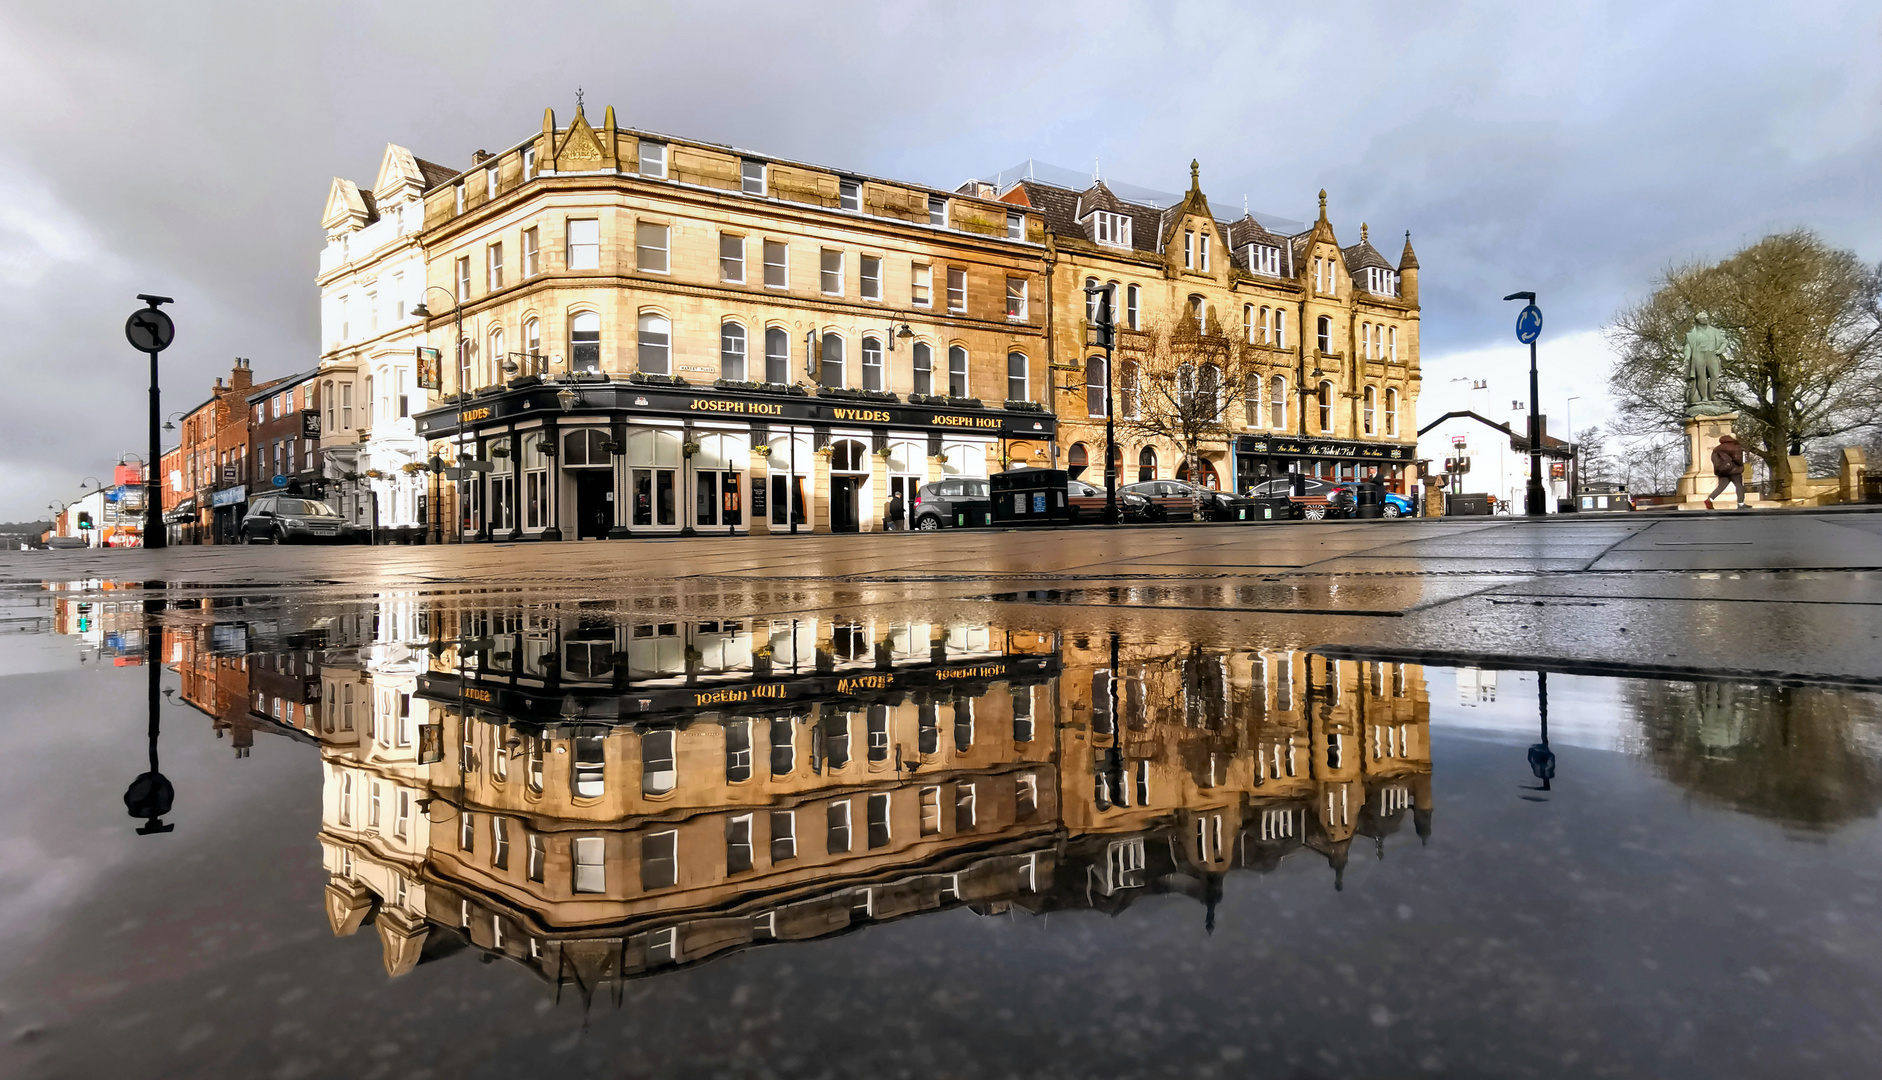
1607,230,1882,497
1115,316,1260,518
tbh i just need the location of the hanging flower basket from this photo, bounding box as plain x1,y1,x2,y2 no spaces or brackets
815,445,835,458
681,440,702,458
930,452,949,465
873,447,893,459
400,462,425,475
363,469,384,479
752,444,772,458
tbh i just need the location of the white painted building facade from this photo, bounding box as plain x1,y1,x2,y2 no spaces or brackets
318,144,449,538
1415,410,1573,514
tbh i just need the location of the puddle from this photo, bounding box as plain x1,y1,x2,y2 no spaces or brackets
4,589,1882,1078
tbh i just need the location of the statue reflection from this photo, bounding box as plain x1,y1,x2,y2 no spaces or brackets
297,601,1432,995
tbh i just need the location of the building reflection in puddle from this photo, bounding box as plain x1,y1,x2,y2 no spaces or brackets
266,600,1434,994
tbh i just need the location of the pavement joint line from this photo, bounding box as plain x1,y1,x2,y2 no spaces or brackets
1310,644,1882,692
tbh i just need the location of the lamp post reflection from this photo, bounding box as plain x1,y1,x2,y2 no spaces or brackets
124,625,175,834
1524,670,1555,798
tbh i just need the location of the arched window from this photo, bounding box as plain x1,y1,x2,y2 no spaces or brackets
1243,374,1261,427
488,326,504,384
912,342,933,396
1385,387,1399,436
1126,283,1140,329
523,316,540,364
1138,446,1157,482
1200,363,1222,413
1119,360,1139,419
1177,362,1196,408
1388,325,1398,362
1274,309,1287,349
1067,442,1089,481
1360,322,1372,360
634,312,667,375
1085,356,1107,418
1085,277,1102,322
1318,381,1334,431
1190,295,1206,333
765,326,789,384
947,345,968,397
563,428,611,465
1259,306,1271,344
861,334,883,391
1243,304,1255,343
1006,352,1027,403
571,311,603,374
829,439,867,472
1363,385,1377,434
455,340,470,394
721,322,747,381
1270,375,1286,429
1316,315,1333,355
819,332,844,387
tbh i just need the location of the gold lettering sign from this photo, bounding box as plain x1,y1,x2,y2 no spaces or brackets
691,683,789,706
832,408,893,423
460,407,492,423
932,414,1004,430
836,674,894,693
462,687,492,703
937,663,1007,680
689,398,785,416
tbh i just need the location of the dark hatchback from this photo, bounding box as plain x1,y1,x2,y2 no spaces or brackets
238,495,355,543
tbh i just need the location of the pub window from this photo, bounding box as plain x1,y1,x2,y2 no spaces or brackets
1270,375,1286,429
919,787,941,836
763,240,789,289
572,836,605,893
1006,352,1027,402
769,717,795,777
721,322,748,381
911,263,932,306
1126,283,1140,329
947,345,968,397
770,810,797,862
570,312,602,374
1085,356,1107,418
827,800,852,854
1119,360,1139,418
861,335,884,391
1006,277,1028,320
726,815,755,875
642,730,677,795
522,227,540,277
636,222,669,274
566,218,599,271
486,242,503,290
911,342,933,396
1138,446,1157,482
867,704,890,762
637,313,671,375
946,267,966,312
867,792,892,848
641,830,677,890
572,736,605,798
1386,387,1399,435
720,234,745,283
860,255,882,301
765,326,789,384
1274,308,1287,349
820,249,844,296
1318,381,1334,431
725,719,753,782
1363,385,1377,434
1317,315,1333,354
819,332,845,388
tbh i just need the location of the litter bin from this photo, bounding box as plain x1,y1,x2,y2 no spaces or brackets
1352,484,1384,519
990,468,1070,526
1447,493,1493,516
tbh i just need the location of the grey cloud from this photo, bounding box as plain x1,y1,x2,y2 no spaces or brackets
1,0,1875,515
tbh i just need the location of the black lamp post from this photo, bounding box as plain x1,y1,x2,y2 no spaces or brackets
1082,282,1119,524
1503,291,1545,516
125,626,175,834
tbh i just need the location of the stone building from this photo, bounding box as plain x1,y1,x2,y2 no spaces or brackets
990,161,1422,495
409,102,1054,539
245,369,324,505
318,144,448,537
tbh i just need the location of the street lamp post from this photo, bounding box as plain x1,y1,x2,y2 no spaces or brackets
124,294,175,548
1565,395,1581,498
1082,282,1119,524
1503,291,1545,516
410,289,463,546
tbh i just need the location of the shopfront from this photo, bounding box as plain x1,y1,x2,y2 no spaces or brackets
418,378,1055,541
1231,435,1419,494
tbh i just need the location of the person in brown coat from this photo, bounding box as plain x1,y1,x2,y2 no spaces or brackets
1706,433,1747,510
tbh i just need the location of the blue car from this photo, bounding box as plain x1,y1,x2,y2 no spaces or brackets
1329,483,1413,518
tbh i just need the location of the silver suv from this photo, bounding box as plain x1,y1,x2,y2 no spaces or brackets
240,496,352,544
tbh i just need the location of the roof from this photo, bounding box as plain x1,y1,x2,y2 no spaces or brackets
414,157,459,190
246,368,321,403
1417,410,1575,454
1341,224,1394,275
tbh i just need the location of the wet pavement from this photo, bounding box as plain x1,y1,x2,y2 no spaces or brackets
4,513,1882,1078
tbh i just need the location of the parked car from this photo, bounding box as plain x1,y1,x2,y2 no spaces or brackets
239,496,354,544
1065,479,1159,523
1328,482,1415,518
912,479,992,530
1247,476,1341,519
1120,480,1259,522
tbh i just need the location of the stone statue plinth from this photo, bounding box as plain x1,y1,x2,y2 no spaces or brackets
1676,412,1761,509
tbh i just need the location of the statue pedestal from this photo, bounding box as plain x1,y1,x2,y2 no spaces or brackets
1675,412,1762,509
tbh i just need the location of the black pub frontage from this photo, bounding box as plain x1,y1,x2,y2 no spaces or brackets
416,376,1057,540
1232,434,1421,495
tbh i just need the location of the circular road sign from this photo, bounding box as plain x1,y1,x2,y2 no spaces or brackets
272,474,288,489
125,307,175,353
1515,304,1543,345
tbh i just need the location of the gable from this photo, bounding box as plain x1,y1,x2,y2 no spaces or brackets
321,177,369,231
371,143,428,204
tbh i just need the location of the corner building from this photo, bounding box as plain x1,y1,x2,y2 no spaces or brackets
414,103,1054,539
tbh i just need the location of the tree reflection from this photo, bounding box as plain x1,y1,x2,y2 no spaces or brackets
1626,680,1882,829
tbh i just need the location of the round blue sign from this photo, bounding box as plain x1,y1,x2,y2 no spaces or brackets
272,474,288,488
1515,304,1544,344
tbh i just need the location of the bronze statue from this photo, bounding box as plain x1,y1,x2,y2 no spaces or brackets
1683,311,1730,415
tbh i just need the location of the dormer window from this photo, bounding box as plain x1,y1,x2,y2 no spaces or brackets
486,166,498,199
522,147,535,177
1183,230,1195,269
639,141,667,178
1090,211,1131,248
839,179,861,212
1366,267,1400,296
741,159,765,196
1247,244,1281,275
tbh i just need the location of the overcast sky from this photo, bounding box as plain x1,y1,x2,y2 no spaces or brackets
2,1,1877,519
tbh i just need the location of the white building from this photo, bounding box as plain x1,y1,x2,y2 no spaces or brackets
1416,410,1575,514
319,144,454,539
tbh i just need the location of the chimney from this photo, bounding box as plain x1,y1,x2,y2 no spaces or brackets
229,358,253,395
472,149,492,165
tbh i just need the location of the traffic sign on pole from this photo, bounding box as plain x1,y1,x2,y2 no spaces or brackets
1515,304,1543,345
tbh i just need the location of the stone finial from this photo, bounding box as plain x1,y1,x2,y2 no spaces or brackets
1361,222,1369,242
1318,189,1328,218
1189,158,1200,190
604,105,616,130
1399,230,1420,271
542,107,556,134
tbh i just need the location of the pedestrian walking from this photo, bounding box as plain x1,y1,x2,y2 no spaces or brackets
1705,433,1747,510
884,490,905,531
